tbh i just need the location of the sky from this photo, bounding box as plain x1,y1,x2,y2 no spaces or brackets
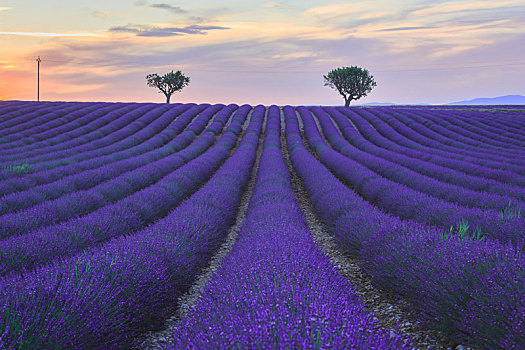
0,0,524,105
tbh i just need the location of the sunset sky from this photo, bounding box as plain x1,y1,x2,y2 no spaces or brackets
0,0,524,105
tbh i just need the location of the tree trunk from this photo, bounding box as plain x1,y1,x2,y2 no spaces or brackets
165,94,171,104
344,99,351,108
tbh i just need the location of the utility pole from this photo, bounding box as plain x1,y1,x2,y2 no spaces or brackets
36,56,41,101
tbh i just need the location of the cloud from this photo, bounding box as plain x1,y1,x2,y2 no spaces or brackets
5,1,523,105
377,26,433,32
0,7,11,11
134,1,187,14
300,3,420,32
182,25,231,33
0,32,102,37
138,29,183,37
409,0,525,17
150,3,187,14
303,3,374,21
109,24,230,37
265,2,289,9
0,61,15,70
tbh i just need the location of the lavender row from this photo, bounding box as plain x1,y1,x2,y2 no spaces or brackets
344,108,525,185
0,102,65,131
0,102,66,125
0,102,88,137
396,108,525,155
312,107,525,212
375,107,525,166
350,107,525,174
0,103,136,152
0,102,95,143
365,107,525,166
0,102,107,151
0,105,264,350
0,104,153,180
0,103,160,163
169,105,407,349
0,104,198,195
457,111,525,141
0,101,38,122
0,103,118,146
285,106,525,349
356,107,525,171
298,107,525,246
0,104,239,241
0,105,247,277
413,108,525,149
325,107,525,203
418,108,525,148
394,107,525,152
459,109,525,130
0,104,219,215
380,107,525,159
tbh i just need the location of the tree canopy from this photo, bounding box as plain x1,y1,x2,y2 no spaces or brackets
146,70,190,103
324,66,376,107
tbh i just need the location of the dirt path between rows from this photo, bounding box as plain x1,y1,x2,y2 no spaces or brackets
135,109,265,349
136,106,469,349
280,109,461,350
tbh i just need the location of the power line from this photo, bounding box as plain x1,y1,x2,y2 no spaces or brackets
374,62,525,73
25,57,525,74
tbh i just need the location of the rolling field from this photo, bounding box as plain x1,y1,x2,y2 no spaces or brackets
0,101,524,349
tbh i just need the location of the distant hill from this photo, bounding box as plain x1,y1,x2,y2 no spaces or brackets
448,95,525,105
358,102,432,106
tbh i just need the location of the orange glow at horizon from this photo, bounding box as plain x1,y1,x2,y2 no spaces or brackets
0,0,523,105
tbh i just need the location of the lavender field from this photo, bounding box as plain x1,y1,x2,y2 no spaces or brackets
0,101,524,349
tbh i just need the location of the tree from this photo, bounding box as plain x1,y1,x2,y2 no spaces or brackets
146,70,190,103
323,66,376,107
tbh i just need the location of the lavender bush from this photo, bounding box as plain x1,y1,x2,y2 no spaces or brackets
0,105,264,349
0,104,217,214
355,107,525,176
0,101,522,349
284,105,525,349
311,106,525,213
324,106,525,202
169,105,409,349
0,104,198,195
297,107,525,246
0,105,248,276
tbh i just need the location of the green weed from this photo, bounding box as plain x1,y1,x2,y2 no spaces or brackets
2,163,32,174
450,220,486,242
499,202,521,222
